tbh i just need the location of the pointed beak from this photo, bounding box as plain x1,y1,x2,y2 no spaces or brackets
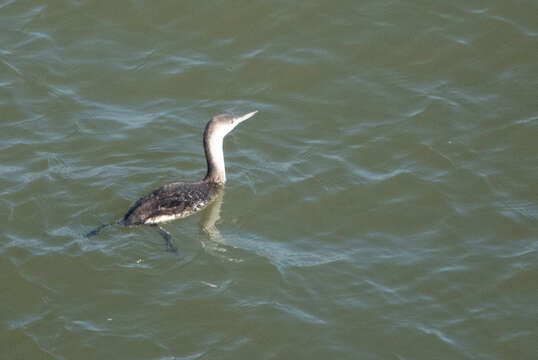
234,110,258,124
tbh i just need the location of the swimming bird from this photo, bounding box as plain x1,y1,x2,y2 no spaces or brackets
86,110,258,248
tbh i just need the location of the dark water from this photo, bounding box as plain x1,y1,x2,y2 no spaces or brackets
1,1,537,359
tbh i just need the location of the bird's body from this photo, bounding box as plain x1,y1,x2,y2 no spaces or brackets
86,110,258,241
119,180,222,225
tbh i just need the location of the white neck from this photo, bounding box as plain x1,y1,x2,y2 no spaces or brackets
204,132,226,184
201,111,258,184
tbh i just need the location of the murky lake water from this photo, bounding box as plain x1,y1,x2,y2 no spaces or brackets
1,1,537,359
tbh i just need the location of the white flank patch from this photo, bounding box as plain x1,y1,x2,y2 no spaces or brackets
144,213,186,224
143,200,209,224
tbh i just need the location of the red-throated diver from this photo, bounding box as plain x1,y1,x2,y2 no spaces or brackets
86,111,258,243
